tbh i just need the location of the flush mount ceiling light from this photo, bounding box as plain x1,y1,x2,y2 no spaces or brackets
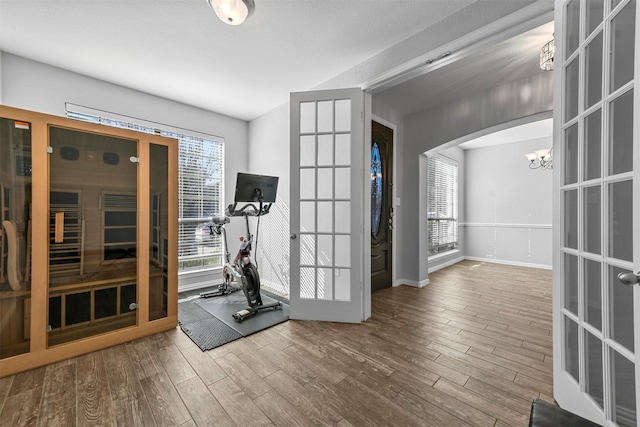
540,37,554,71
206,0,255,25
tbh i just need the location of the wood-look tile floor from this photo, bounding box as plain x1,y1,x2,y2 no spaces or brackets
0,261,553,426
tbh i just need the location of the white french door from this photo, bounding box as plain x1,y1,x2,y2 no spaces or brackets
554,0,640,425
289,88,369,322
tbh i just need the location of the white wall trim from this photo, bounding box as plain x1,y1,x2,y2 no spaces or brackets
397,278,430,288
428,255,466,274
464,256,552,270
461,222,552,229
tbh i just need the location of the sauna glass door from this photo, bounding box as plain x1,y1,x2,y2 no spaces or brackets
0,117,32,359
149,143,169,321
48,126,139,346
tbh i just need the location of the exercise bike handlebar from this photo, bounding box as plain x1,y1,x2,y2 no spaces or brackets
225,202,272,217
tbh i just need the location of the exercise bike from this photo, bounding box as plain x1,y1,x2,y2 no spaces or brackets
200,173,281,322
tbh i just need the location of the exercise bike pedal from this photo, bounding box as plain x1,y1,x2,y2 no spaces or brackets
232,301,282,322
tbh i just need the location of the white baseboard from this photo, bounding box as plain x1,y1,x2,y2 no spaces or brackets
464,256,552,270
429,255,466,274
397,278,429,288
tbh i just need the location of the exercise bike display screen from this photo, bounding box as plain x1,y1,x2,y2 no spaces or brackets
234,173,279,203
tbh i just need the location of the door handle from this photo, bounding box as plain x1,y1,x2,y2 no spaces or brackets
290,233,297,240
617,272,640,286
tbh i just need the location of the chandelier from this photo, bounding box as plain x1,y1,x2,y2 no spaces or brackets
525,148,553,170
540,38,554,71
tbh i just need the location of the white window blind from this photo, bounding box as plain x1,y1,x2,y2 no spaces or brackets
427,154,458,256
66,108,224,274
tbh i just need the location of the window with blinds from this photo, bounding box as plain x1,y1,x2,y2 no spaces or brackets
66,110,224,274
427,154,458,256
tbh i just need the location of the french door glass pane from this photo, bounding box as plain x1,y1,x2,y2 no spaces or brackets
583,186,601,254
335,168,350,199
565,123,579,184
335,134,351,165
584,109,602,180
300,135,315,167
611,348,637,426
586,0,605,35
300,235,315,265
318,235,332,266
584,259,602,331
565,315,580,382
585,331,604,409
300,202,315,232
300,169,315,199
318,268,333,300
317,168,333,199
565,0,581,59
318,135,333,166
608,90,634,176
335,100,351,132
564,253,579,315
300,102,315,133
585,31,603,109
300,267,314,299
609,265,635,352
317,101,333,133
610,0,636,93
335,268,350,300
608,180,633,262
565,58,580,122
564,189,578,249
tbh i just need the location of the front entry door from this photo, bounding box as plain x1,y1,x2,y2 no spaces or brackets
289,88,369,323
371,121,393,292
554,0,640,425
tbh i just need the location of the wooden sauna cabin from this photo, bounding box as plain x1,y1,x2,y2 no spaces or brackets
0,105,178,377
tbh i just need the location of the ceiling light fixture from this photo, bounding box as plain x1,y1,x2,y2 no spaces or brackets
206,0,255,26
525,148,553,170
540,38,554,71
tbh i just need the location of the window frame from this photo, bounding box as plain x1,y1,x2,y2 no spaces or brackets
426,154,459,256
65,109,225,276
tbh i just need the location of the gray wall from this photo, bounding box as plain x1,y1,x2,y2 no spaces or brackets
463,137,552,268
0,51,250,288
403,72,553,285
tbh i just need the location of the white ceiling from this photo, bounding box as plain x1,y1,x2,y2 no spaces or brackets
375,21,555,116
0,0,550,122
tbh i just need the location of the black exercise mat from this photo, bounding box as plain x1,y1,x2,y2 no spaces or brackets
178,299,243,351
195,292,290,336
178,287,289,351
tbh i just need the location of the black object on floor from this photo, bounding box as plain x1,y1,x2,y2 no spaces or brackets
196,292,289,336
528,399,602,427
178,287,289,351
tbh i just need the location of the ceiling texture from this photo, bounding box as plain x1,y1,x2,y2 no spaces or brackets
0,1,553,122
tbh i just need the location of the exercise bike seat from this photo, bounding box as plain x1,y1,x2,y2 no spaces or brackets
210,216,230,225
